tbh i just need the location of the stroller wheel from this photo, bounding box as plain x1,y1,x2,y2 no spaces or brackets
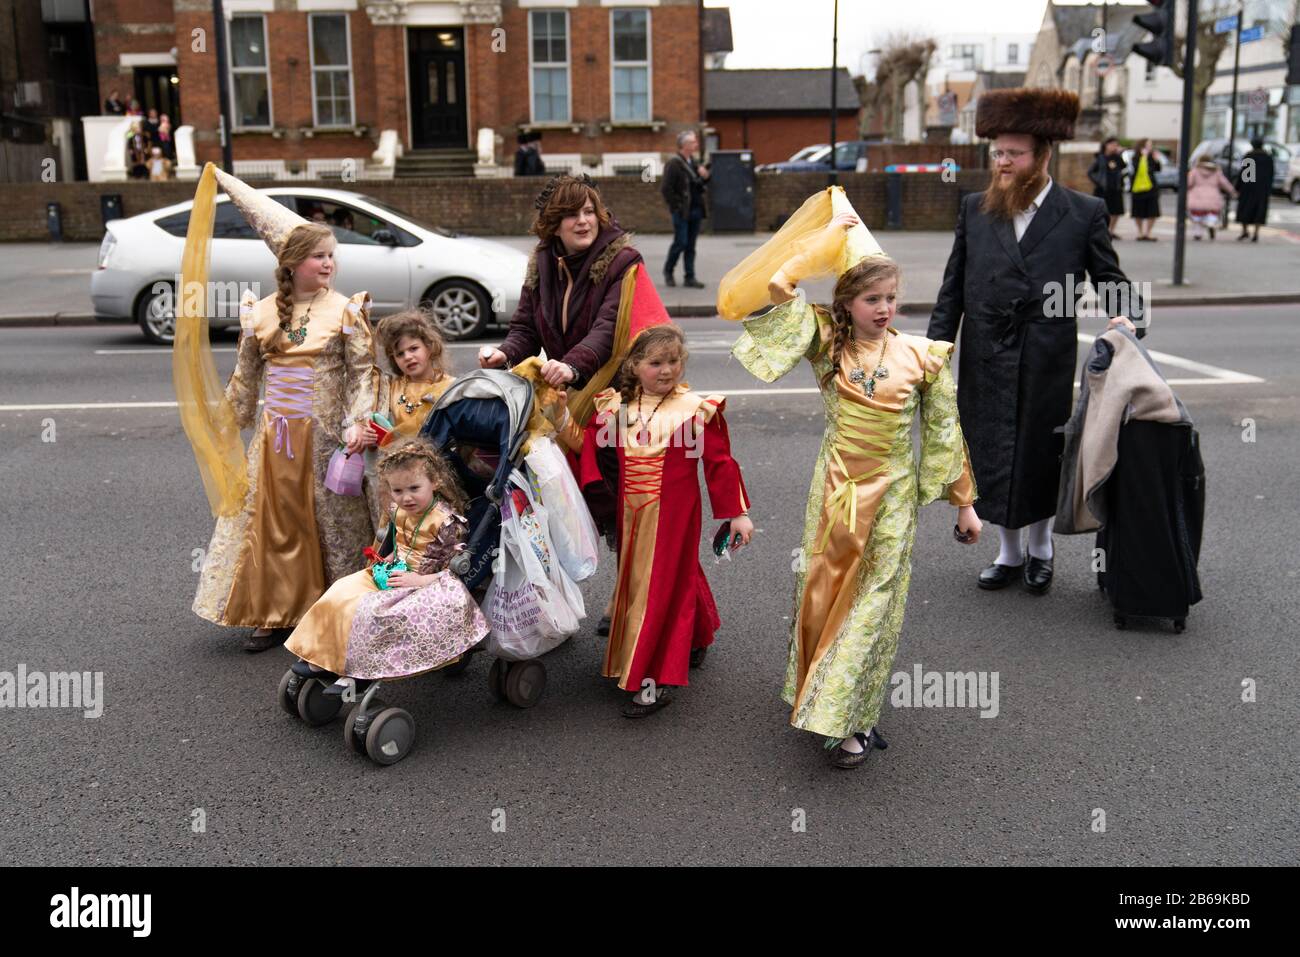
278,669,301,718
1113,613,1128,630
488,658,509,701
365,707,416,765
296,678,344,726
1173,618,1186,634
504,660,547,709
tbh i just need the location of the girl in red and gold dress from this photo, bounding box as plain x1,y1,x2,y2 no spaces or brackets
559,325,752,717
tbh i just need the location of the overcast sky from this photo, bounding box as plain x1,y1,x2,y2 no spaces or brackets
706,0,1156,75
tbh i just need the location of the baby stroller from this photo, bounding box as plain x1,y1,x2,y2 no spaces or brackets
278,369,584,765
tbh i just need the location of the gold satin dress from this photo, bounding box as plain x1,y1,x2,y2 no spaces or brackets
192,289,377,629
734,300,975,739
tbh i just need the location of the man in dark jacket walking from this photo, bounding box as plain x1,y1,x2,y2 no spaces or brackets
927,88,1143,596
661,131,709,288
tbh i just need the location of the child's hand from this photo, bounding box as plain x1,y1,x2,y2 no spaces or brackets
730,515,755,546
385,570,426,589
955,505,981,545
829,212,860,231
343,423,366,455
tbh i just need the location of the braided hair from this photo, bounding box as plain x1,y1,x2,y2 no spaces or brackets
274,223,335,330
821,256,902,390
376,437,468,514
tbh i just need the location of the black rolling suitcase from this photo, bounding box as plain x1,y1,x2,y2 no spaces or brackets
1095,420,1204,632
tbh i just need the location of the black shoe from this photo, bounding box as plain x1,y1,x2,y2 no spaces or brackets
828,727,887,769
1023,556,1054,594
1237,233,1249,241
291,659,337,682
663,273,676,287
978,561,1023,590
683,277,705,289
690,646,708,668
622,688,673,718
596,615,611,637
243,628,288,653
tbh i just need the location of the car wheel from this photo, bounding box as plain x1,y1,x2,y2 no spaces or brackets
421,280,490,341
136,281,176,345
1291,181,1300,205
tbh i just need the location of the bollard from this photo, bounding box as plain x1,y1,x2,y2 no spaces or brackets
886,172,902,229
46,202,63,241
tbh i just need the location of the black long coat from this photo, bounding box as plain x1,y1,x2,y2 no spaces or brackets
1234,149,1274,224
927,183,1144,528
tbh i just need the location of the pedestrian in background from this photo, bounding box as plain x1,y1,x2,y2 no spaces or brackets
1128,138,1161,241
103,89,125,115
1235,138,1274,243
1087,137,1126,238
513,131,546,177
1186,155,1235,241
661,131,709,289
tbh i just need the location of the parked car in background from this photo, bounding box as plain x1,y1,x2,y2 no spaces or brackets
1120,147,1178,190
91,187,528,345
756,144,830,173
762,140,871,173
1188,138,1291,193
1284,145,1300,204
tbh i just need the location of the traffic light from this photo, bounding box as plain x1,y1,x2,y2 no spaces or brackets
1133,0,1176,68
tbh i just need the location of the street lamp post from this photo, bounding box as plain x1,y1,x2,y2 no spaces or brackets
829,0,839,186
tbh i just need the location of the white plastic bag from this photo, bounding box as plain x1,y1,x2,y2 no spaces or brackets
484,470,585,661
524,436,600,582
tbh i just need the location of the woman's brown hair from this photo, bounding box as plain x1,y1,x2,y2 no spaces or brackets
274,222,336,331
823,256,902,389
378,308,450,380
376,437,468,514
615,323,689,405
531,175,612,245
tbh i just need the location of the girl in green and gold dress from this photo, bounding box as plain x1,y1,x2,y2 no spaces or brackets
720,187,982,769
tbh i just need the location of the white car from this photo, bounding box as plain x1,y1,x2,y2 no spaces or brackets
91,186,528,344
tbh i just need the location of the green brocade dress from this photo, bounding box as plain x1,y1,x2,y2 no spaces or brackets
733,296,977,739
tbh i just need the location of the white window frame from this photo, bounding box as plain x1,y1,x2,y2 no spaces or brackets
1007,42,1018,65
309,12,356,128
528,8,572,124
228,13,273,130
609,7,652,124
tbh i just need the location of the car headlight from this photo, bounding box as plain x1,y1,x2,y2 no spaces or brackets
97,232,116,270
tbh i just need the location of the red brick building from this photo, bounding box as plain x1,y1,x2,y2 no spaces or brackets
91,0,705,176
705,68,860,166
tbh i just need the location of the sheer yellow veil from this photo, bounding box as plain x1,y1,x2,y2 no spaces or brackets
716,186,884,322
172,162,248,517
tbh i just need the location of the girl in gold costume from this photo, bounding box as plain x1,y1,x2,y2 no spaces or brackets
177,164,377,652
721,188,981,768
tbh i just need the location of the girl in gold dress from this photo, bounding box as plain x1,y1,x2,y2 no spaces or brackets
357,309,454,530
178,165,377,652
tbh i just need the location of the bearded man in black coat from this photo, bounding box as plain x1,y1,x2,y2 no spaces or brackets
927,88,1144,595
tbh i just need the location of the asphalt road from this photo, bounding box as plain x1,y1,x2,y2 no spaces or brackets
0,306,1296,866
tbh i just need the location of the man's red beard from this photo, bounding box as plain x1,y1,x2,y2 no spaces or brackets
981,164,1049,221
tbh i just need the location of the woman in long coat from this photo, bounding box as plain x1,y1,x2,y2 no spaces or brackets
1235,140,1275,242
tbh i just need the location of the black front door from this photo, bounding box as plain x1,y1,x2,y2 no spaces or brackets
409,28,467,148
133,66,181,123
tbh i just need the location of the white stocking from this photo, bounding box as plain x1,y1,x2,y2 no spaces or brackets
990,523,1023,566
1026,517,1054,560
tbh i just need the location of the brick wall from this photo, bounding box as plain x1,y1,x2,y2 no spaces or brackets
708,113,861,166
4,170,1008,243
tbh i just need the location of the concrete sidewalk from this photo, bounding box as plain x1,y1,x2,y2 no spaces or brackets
3,212,1298,325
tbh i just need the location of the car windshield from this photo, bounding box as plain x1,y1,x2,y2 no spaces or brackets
356,195,453,237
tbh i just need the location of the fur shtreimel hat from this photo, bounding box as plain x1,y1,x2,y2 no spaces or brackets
976,88,1080,142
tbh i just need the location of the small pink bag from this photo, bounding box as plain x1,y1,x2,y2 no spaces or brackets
324,446,365,496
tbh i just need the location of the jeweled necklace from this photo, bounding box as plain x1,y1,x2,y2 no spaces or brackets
398,501,437,564
633,387,672,444
282,287,325,345
846,332,890,399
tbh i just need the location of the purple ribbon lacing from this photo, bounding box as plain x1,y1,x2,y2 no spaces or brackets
265,365,314,459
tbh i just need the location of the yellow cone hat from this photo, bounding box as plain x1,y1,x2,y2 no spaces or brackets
211,165,307,255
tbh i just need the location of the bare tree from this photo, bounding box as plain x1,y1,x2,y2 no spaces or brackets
1169,0,1235,147
857,34,937,141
